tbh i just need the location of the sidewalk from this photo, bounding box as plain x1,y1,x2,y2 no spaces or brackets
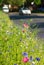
31,13,44,16
9,12,44,16
8,12,19,15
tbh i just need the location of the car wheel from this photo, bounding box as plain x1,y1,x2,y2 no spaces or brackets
19,12,23,15
29,14,31,15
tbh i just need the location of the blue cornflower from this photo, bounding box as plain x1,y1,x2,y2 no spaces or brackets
22,52,28,57
36,57,40,61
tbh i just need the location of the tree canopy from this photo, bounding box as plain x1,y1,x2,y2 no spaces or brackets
34,0,41,5
26,0,41,5
0,0,42,6
2,0,26,6
0,0,3,4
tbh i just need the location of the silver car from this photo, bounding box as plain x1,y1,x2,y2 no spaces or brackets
19,7,31,15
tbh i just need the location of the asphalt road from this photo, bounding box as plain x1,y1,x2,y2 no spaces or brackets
9,13,44,20
9,13,44,38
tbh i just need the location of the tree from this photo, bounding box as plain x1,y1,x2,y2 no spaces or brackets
41,0,44,7
2,0,26,6
0,0,3,4
14,0,26,6
34,0,41,5
25,0,34,5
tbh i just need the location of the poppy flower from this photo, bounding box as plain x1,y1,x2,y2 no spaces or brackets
23,23,29,28
22,57,29,63
22,52,28,57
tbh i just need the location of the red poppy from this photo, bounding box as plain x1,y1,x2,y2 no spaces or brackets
22,57,29,63
23,23,29,28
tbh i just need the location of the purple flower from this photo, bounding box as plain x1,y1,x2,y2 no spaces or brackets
29,56,34,62
30,56,33,60
22,52,28,57
36,57,40,61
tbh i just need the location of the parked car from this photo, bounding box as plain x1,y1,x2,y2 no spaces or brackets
2,5,9,13
19,7,31,15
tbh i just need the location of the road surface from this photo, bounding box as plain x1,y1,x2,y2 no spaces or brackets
9,13,44,38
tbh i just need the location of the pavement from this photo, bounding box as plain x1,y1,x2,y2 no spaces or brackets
9,12,44,16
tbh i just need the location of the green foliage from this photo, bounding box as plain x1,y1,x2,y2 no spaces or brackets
26,0,41,5
0,0,3,4
26,0,33,3
34,0,41,5
0,0,2,3
2,0,25,6
0,11,44,65
1,0,41,6
14,0,25,6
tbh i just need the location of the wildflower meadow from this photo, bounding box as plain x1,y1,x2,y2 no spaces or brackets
0,11,44,65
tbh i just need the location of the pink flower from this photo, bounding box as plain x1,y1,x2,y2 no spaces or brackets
22,57,29,63
23,23,29,28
